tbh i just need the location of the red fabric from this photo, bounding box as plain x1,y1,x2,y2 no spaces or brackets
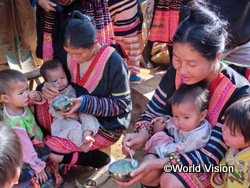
246,68,250,81
43,126,122,154
35,101,52,133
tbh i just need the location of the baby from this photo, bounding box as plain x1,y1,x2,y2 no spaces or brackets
145,84,212,158
40,59,100,152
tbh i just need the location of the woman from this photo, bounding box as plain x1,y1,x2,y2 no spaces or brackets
108,0,144,82
117,0,250,187
38,10,131,186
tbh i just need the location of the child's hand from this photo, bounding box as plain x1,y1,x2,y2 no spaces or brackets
213,172,225,185
42,82,59,100
80,136,95,152
35,169,48,185
152,117,168,133
64,112,79,120
37,0,56,12
29,91,41,102
147,146,156,154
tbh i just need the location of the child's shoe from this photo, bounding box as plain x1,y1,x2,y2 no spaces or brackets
129,74,144,83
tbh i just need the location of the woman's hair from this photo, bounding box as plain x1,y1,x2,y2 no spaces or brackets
174,0,228,61
40,59,64,81
0,122,22,187
0,69,27,95
61,10,97,49
169,84,209,113
224,96,250,144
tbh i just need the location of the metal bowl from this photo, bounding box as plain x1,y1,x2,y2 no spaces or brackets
108,158,139,182
52,96,74,112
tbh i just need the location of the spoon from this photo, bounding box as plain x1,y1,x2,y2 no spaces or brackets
126,142,138,168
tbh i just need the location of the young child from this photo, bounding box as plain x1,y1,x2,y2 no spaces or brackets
211,96,250,187
40,59,100,152
0,122,22,188
145,84,212,158
0,69,51,185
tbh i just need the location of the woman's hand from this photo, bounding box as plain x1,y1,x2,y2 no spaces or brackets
115,156,169,187
65,112,79,120
122,129,149,156
42,82,59,100
115,157,155,187
37,0,56,12
61,97,83,116
35,169,48,184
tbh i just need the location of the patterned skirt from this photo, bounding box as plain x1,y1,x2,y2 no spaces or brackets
148,0,182,44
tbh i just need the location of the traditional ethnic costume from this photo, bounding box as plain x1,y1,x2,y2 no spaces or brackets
148,0,182,45
31,0,114,63
136,61,250,187
108,0,142,75
145,116,211,158
36,44,131,163
142,0,182,65
211,147,250,188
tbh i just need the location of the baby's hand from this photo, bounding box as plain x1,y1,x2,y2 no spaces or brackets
64,112,79,120
213,172,225,185
152,117,168,133
29,91,41,102
35,169,48,185
146,146,156,154
80,136,95,152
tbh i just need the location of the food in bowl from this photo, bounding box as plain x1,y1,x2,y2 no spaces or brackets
108,158,139,182
52,96,74,112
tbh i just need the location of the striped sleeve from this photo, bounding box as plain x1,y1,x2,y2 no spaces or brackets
178,119,228,170
135,82,168,136
78,90,131,117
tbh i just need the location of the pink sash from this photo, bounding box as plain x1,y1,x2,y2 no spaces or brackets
68,45,115,93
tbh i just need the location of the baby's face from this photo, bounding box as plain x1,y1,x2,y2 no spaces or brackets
5,80,29,108
46,67,68,91
172,101,206,132
222,124,249,150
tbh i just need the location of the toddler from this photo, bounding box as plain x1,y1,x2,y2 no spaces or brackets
0,122,22,188
0,69,50,185
145,84,212,158
212,96,250,187
40,59,100,152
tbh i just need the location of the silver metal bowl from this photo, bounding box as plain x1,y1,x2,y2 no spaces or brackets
108,158,139,182
52,96,74,112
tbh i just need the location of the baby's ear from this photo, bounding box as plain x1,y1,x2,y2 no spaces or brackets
201,109,208,119
0,94,10,103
